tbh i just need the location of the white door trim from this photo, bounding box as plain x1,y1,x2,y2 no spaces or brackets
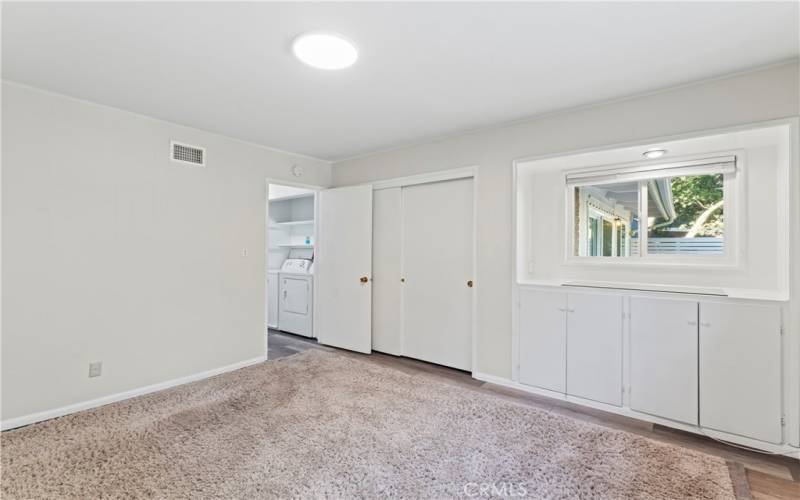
371,166,476,190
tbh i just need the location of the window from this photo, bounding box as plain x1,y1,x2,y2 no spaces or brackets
646,174,724,255
568,156,734,259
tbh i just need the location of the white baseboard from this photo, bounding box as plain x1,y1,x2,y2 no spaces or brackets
472,372,800,459
1,355,268,431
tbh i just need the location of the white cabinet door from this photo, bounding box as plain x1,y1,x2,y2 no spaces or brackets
519,289,566,392
700,302,782,444
316,185,373,353
566,292,623,406
402,178,474,371
630,297,698,425
371,188,403,355
267,273,279,329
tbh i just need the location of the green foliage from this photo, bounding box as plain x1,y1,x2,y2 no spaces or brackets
652,174,723,237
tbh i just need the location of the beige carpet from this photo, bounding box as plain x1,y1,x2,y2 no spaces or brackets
2,350,734,499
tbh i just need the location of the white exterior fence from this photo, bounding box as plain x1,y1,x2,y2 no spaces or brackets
630,237,723,255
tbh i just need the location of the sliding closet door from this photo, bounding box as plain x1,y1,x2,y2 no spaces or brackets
371,188,403,355
402,178,474,371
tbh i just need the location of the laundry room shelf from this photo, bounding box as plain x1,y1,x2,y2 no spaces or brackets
277,244,314,249
275,219,314,226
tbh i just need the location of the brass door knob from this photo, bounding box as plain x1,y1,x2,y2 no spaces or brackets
360,276,369,283
467,280,474,288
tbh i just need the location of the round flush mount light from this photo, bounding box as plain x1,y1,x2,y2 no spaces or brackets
292,32,358,70
642,148,667,159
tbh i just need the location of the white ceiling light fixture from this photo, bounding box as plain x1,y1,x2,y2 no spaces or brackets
643,148,668,159
292,31,358,70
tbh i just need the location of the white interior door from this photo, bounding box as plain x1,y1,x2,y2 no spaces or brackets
519,288,567,392
566,292,623,406
402,178,474,371
371,187,403,355
316,185,373,353
630,297,698,425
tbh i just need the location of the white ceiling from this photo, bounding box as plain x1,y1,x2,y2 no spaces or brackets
3,2,798,161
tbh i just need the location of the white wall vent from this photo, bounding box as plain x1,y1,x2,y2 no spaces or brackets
170,141,206,166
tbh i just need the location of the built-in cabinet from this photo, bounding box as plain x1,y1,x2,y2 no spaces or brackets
519,286,786,448
518,290,622,405
630,297,698,425
518,289,566,392
699,301,783,444
566,292,623,406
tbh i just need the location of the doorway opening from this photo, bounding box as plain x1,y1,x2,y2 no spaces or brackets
267,183,318,355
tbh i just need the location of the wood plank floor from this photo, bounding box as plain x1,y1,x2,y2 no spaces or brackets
267,330,799,499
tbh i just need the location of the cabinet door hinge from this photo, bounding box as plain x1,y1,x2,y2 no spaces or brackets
781,416,786,427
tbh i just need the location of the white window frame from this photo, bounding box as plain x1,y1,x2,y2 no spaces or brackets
564,151,743,267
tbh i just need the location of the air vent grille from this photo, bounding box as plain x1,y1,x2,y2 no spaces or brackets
171,141,205,166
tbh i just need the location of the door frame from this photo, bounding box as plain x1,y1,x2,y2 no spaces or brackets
264,177,326,360
372,166,479,374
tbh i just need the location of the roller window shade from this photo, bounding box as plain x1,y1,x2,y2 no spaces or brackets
565,156,736,187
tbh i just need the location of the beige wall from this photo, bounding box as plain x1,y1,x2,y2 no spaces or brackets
1,82,331,421
332,61,800,378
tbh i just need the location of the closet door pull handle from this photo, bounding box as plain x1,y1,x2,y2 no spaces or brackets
359,276,369,284
467,280,474,288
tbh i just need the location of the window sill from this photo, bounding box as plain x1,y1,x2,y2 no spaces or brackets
517,279,788,301
562,255,739,269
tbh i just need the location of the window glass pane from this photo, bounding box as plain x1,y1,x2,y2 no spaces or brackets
573,181,640,257
588,215,600,256
602,219,613,256
647,174,724,256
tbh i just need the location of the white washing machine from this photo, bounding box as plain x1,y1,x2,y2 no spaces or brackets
278,256,313,337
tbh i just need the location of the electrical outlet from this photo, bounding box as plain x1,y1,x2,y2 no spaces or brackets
88,361,102,378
